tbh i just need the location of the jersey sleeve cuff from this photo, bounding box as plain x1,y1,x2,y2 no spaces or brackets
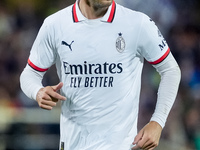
150,114,165,128
31,85,43,100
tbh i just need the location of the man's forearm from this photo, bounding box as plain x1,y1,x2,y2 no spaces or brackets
20,65,45,100
150,53,181,128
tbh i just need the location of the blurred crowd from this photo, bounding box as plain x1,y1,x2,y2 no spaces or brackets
0,0,200,149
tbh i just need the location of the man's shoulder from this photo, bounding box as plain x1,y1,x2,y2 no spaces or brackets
116,3,146,19
116,3,146,23
44,4,74,25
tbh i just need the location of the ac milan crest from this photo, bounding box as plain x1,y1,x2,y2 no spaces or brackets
116,33,125,53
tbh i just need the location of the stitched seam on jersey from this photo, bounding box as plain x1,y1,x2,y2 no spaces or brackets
135,14,145,56
49,19,58,65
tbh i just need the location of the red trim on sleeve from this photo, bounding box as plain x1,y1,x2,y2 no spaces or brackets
72,2,79,22
148,48,170,65
28,59,48,72
107,1,116,22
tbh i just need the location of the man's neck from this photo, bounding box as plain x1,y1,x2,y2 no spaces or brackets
78,0,110,19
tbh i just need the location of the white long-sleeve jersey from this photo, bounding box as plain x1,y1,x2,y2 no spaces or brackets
20,1,181,150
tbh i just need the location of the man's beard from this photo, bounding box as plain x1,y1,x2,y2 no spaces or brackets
86,0,112,11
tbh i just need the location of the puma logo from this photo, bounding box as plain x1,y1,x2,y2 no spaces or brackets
61,40,74,51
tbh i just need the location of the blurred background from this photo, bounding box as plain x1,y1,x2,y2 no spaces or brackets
0,0,200,149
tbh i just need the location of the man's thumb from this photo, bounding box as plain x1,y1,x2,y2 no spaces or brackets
52,82,63,92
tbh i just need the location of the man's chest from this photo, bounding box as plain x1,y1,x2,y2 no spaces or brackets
56,23,138,64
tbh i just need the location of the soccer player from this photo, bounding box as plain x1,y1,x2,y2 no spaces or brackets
20,0,181,150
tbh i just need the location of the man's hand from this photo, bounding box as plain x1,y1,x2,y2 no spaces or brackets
132,121,162,150
36,82,66,110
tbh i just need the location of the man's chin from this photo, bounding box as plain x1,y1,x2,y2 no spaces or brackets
95,0,113,9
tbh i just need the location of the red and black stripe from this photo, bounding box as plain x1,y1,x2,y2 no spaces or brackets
28,59,48,72
72,2,79,23
148,48,170,65
107,1,116,23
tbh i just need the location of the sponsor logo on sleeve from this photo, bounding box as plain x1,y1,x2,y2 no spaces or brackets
157,29,167,51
